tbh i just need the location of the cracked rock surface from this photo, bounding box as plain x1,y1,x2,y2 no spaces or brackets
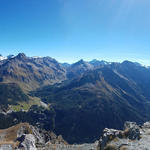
97,121,150,150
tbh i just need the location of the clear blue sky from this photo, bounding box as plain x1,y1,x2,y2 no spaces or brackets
0,0,150,65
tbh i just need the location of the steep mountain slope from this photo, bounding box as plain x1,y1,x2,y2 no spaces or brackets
0,53,66,91
0,83,29,105
110,61,150,99
33,64,150,143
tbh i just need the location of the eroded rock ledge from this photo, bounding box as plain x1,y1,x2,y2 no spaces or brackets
0,123,97,150
1,121,150,150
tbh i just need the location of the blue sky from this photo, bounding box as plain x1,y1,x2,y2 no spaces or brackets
0,0,150,64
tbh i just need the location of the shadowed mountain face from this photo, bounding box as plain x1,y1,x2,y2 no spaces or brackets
0,53,66,91
34,64,150,143
110,61,150,99
1,54,150,144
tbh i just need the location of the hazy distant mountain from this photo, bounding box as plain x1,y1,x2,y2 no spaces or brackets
67,59,93,79
61,63,71,68
0,55,6,61
89,59,110,68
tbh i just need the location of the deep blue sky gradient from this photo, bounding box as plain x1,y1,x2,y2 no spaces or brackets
0,0,150,64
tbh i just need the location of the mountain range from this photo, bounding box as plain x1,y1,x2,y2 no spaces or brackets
0,53,150,144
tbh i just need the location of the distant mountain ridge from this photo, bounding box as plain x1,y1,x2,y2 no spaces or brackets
0,53,150,144
1,53,146,67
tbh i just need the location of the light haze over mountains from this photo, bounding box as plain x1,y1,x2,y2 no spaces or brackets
0,0,150,64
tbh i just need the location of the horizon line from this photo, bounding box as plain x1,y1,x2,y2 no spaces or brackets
0,52,150,67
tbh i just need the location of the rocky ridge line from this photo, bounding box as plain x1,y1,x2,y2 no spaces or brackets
1,121,150,150
0,123,98,150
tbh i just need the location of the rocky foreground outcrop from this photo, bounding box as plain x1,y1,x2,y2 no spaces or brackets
0,123,98,150
97,121,150,150
1,121,150,150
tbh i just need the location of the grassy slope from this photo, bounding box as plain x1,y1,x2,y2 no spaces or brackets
11,96,41,112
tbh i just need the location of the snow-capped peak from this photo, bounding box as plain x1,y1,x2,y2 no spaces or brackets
0,55,7,61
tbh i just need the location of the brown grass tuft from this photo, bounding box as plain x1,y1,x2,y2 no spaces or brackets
0,123,31,142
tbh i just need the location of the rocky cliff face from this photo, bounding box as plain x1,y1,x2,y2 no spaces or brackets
1,121,150,150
